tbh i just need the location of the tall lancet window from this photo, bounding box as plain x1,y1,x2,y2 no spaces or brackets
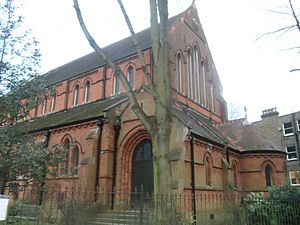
200,60,207,107
73,84,79,106
176,52,183,93
84,80,91,103
187,48,193,99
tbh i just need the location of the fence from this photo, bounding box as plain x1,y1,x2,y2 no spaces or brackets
1,186,300,225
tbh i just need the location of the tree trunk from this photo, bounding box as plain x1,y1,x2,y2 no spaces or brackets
152,129,172,195
0,178,6,195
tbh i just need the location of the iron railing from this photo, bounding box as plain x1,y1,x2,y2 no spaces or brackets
1,186,300,225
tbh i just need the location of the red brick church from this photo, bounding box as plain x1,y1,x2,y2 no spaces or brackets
23,5,286,205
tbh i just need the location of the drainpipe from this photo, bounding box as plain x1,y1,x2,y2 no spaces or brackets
95,119,104,199
189,130,197,225
224,143,229,163
111,118,121,209
65,80,70,110
102,66,107,100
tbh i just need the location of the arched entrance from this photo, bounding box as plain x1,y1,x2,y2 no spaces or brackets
131,139,154,195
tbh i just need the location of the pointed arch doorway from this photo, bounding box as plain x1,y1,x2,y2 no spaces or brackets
131,139,153,207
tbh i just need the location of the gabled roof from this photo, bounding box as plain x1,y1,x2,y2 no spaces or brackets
17,95,127,133
219,119,283,152
173,103,228,146
44,9,186,86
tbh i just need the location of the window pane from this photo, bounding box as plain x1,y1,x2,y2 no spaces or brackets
176,53,183,93
288,153,297,160
51,95,56,112
290,170,300,185
287,146,296,152
84,81,90,103
127,66,134,88
265,165,272,186
283,122,293,135
74,85,79,106
284,122,292,129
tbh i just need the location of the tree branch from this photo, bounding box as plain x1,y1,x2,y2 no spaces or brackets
256,25,296,41
117,0,155,92
290,68,300,72
289,0,300,32
149,0,160,67
73,0,153,133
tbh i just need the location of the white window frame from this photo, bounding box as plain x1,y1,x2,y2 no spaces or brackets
282,122,294,136
297,119,300,132
286,145,298,161
289,170,300,186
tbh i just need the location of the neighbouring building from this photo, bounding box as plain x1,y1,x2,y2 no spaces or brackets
253,108,300,186
17,5,286,208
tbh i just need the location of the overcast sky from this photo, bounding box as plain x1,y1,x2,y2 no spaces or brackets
22,0,300,122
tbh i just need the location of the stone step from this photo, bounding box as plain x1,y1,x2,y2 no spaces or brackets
92,210,150,225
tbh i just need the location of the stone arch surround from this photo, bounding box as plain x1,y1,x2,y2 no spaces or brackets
116,125,151,193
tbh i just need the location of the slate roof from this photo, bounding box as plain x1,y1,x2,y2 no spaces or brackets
17,95,127,133
173,103,228,146
219,119,283,152
173,103,284,154
44,12,184,86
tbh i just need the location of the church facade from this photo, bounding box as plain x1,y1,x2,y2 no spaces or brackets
23,5,286,206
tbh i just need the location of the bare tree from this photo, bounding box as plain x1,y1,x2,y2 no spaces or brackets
73,0,173,195
259,0,300,72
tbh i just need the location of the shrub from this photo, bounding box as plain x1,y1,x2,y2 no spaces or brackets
59,199,101,225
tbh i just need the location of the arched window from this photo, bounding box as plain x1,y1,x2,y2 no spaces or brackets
71,145,80,176
176,52,183,93
187,49,193,99
42,96,47,114
205,156,212,186
73,84,79,106
59,139,71,176
265,165,273,187
200,59,207,107
64,140,70,175
127,66,135,89
193,45,200,102
84,80,91,103
114,75,120,94
50,95,56,112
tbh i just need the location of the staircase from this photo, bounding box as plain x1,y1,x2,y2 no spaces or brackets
92,210,150,225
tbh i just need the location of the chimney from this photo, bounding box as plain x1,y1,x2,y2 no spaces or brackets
261,107,279,119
